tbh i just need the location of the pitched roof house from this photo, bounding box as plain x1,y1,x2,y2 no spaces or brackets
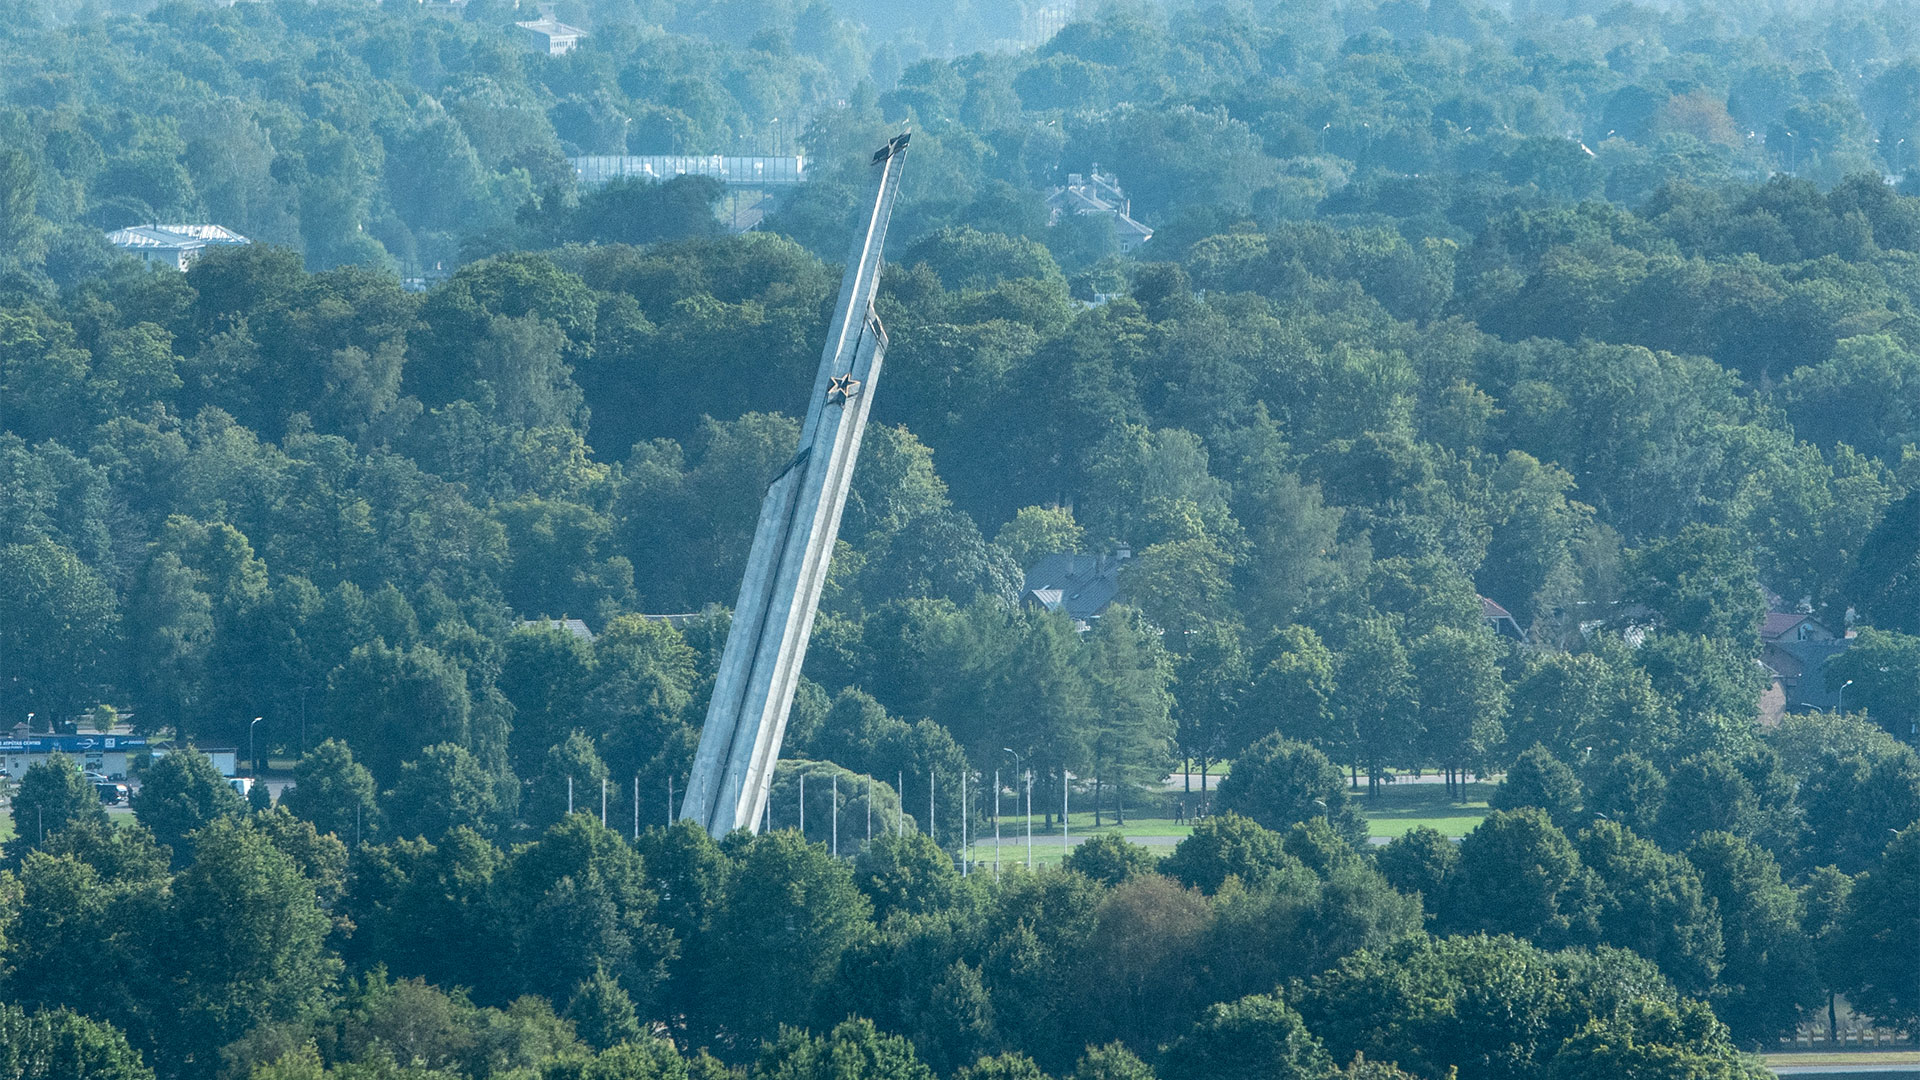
1021,549,1130,629
1760,613,1851,714
1046,167,1154,252
1480,596,1526,641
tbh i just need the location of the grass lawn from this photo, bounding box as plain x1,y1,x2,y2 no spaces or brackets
0,810,12,844
1355,781,1493,839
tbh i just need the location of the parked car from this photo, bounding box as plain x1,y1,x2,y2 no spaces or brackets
95,781,130,806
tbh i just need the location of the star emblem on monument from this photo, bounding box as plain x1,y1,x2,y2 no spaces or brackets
828,373,862,402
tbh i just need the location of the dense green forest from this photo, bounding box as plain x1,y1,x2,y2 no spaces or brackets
3,0,1920,1078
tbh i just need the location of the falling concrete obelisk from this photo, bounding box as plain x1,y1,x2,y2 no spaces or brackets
680,133,910,838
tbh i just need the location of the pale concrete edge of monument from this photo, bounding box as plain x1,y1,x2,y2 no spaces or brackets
679,134,911,838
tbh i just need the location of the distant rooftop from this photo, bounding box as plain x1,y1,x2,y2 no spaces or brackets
516,17,588,54
106,224,250,270
1022,551,1129,626
106,223,249,250
571,155,808,188
1046,166,1152,251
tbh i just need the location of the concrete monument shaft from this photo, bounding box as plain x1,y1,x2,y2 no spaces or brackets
680,135,909,837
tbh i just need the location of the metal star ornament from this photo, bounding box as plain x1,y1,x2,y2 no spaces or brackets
827,372,862,402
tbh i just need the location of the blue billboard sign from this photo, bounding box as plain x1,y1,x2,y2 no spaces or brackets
0,735,149,754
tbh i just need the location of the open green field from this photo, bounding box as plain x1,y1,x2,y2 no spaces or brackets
1356,781,1494,839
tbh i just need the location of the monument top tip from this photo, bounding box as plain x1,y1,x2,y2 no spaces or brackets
870,132,911,165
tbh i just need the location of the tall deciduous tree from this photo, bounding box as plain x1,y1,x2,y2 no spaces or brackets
1161,813,1302,895
1245,626,1342,762
1160,994,1333,1080
279,739,381,843
1824,629,1920,742
1410,626,1508,795
0,1004,152,1080
386,742,512,841
1216,734,1367,845
152,816,341,1070
1628,524,1766,650
3,756,109,862
707,830,873,1050
1573,820,1723,997
1172,621,1248,809
0,539,117,727
133,746,245,867
1337,618,1417,793
1838,826,1920,1036
322,641,472,785
495,814,673,1007
1445,809,1586,942
751,1017,933,1080
1490,746,1584,830
1688,831,1819,1044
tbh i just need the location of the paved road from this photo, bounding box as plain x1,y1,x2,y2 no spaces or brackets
968,833,1182,848
1766,1060,1920,1068
1162,771,1488,792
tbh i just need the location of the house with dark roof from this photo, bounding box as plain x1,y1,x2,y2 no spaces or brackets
1021,549,1130,629
1762,612,1834,644
1760,613,1851,714
1046,167,1154,252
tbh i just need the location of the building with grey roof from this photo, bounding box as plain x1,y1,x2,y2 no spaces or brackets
1021,549,1131,629
1759,613,1853,714
1046,166,1153,252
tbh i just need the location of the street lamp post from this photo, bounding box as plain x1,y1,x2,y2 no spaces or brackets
1004,748,1029,870
249,716,263,777
1838,679,1854,713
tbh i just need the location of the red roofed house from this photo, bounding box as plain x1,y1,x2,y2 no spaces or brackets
1481,596,1526,642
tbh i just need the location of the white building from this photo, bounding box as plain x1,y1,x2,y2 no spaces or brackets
570,154,807,188
516,17,587,55
106,224,250,271
1,732,151,781
151,745,239,776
